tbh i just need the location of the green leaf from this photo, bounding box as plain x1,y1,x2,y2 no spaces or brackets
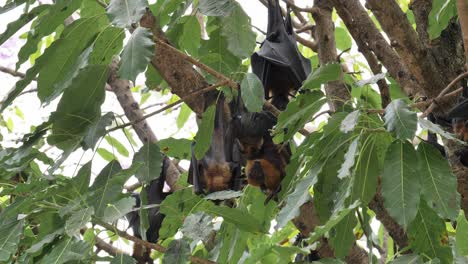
178,16,200,56
0,219,24,262
82,112,114,150
381,140,420,230
418,117,464,144
159,189,210,240
384,99,417,140
428,0,456,39
340,110,360,133
389,254,424,264
220,3,256,59
176,103,192,129
329,214,357,258
204,205,266,233
105,136,130,157
47,65,109,149
338,137,359,179
273,91,326,142
308,201,360,243
276,165,320,228
102,197,135,223
133,142,163,185
40,237,91,264
16,0,83,69
198,0,236,16
145,64,164,90
334,26,352,51
216,222,249,264
111,254,136,264
97,148,116,161
0,64,39,112
417,142,459,220
0,5,48,46
37,16,105,103
408,202,452,263
204,190,242,200
26,229,64,254
158,137,192,160
118,27,154,83
106,0,147,28
302,63,342,89
194,104,216,159
241,73,265,112
181,212,214,242
163,239,190,264
65,207,94,236
350,134,387,204
89,26,125,65
456,211,468,256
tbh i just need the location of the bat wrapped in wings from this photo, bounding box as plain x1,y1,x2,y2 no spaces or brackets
447,81,468,166
188,94,242,194
251,0,311,110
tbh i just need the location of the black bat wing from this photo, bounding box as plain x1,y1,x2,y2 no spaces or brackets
188,141,204,194
448,99,468,120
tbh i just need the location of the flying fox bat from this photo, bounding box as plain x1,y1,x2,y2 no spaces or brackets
251,0,311,110
188,94,242,194
127,158,171,263
235,109,291,203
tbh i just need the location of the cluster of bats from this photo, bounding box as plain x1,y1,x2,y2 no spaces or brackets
126,0,468,261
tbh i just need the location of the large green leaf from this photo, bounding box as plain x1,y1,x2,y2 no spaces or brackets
178,15,201,56
194,104,216,159
16,0,83,69
216,222,249,264
105,135,129,157
158,137,192,160
47,65,109,149
220,3,256,59
0,4,48,46
241,73,265,112
89,26,125,65
0,219,24,262
340,110,360,134
106,0,147,28
329,214,357,258
133,142,163,185
64,207,94,236
334,26,352,51
389,254,423,264
181,212,214,242
337,137,359,179
118,27,154,83
384,99,417,140
456,211,468,256
111,254,136,264
418,117,463,144
204,205,266,233
417,142,459,220
37,15,105,103
102,197,135,223
408,202,452,263
273,90,326,142
39,237,91,264
163,239,190,264
381,140,420,230
428,0,456,39
82,112,115,150
198,0,236,16
302,63,342,90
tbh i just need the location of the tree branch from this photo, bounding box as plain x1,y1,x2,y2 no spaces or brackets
312,0,350,112
0,65,26,78
331,0,421,98
457,0,468,70
409,0,432,46
94,219,216,264
365,0,445,98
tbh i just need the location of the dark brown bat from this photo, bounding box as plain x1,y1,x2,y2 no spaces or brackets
235,110,291,203
251,0,311,110
448,80,468,166
188,94,242,194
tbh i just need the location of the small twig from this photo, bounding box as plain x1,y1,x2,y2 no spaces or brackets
295,24,314,34
95,0,107,8
107,80,229,133
295,33,318,51
18,89,37,95
421,71,468,118
281,0,316,13
93,219,216,264
0,66,26,78
356,211,385,255
252,25,267,35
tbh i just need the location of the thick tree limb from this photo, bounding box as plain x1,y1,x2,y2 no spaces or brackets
365,0,445,98
409,0,432,46
108,59,180,189
331,0,421,97
312,0,350,112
